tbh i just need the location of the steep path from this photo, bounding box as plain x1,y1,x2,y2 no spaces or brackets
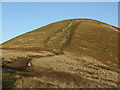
44,22,79,52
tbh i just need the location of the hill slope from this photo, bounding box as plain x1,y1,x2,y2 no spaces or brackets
2,18,120,88
2,18,119,68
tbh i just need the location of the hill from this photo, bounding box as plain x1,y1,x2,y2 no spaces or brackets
2,18,119,68
1,18,120,88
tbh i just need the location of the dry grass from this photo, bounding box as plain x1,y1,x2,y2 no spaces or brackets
2,21,69,49
30,53,119,87
65,21,118,69
14,71,112,88
1,18,119,88
2,19,119,68
2,49,120,88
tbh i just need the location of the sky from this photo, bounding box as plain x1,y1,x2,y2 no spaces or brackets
2,2,118,43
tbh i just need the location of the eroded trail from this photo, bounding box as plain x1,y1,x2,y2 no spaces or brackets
45,22,79,51
2,19,120,88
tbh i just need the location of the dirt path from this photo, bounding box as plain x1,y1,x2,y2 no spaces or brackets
44,22,79,52
45,22,73,47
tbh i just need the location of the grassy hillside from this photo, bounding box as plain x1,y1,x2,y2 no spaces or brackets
2,18,119,68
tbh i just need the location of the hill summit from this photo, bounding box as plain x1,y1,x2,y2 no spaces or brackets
2,18,119,68
2,18,120,88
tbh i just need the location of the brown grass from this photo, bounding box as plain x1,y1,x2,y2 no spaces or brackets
2,18,120,88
